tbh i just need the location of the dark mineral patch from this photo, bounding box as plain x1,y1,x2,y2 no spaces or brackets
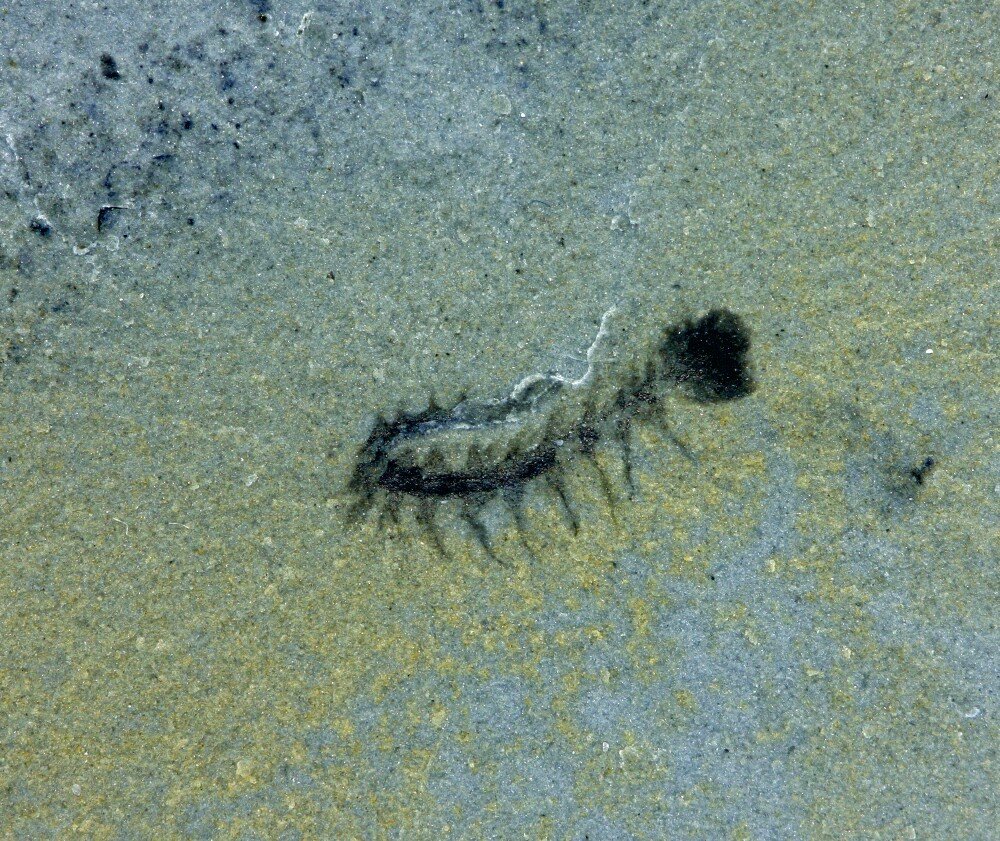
909,456,936,486
29,218,52,237
100,53,121,80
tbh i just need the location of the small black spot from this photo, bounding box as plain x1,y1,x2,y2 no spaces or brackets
3,338,27,364
100,53,121,80
666,310,755,402
909,457,935,486
29,218,52,237
97,205,124,232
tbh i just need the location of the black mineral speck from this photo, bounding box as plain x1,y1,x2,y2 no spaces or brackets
910,456,935,486
100,53,121,80
97,205,123,232
29,218,52,237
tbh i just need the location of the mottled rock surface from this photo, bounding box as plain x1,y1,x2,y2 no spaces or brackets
1,2,995,838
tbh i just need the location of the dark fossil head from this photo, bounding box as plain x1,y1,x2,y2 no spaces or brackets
662,309,755,402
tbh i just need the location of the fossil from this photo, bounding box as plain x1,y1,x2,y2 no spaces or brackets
347,306,755,559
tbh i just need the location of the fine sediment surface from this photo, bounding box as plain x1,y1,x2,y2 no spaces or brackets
1,2,995,838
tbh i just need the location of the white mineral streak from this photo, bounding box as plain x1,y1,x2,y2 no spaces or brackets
509,304,619,403
389,303,626,473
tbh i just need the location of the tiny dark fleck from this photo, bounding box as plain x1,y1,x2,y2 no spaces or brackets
3,339,27,364
187,217,195,226
29,218,52,237
910,456,935,486
97,205,124,232
100,53,121,80
182,115,193,130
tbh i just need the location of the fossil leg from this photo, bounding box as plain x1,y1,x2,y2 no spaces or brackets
503,486,537,562
345,491,374,526
546,474,580,534
654,415,698,464
377,500,399,531
584,450,619,524
415,498,449,559
666,429,697,463
617,414,636,497
462,499,503,565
